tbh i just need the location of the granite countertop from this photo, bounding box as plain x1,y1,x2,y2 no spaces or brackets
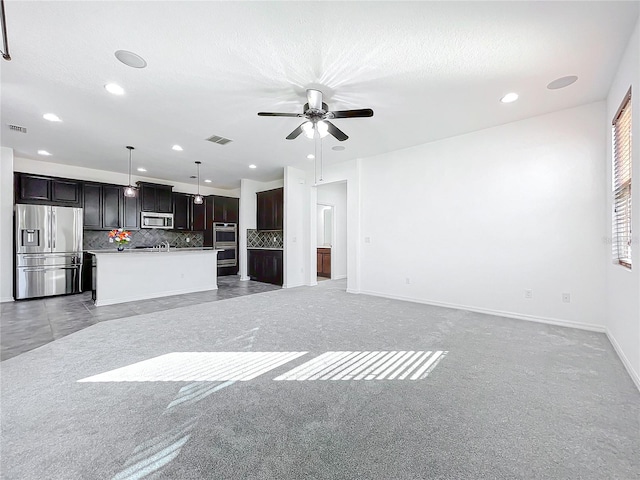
247,247,284,251
87,247,218,254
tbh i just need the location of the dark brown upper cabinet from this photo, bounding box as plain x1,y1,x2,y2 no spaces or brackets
172,192,192,230
192,199,207,232
213,196,239,224
16,173,82,207
83,183,139,231
138,182,173,213
257,188,283,230
122,194,139,230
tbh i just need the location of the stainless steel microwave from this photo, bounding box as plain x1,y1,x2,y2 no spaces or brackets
141,212,174,229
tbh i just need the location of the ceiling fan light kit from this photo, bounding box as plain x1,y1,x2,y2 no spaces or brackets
258,89,373,142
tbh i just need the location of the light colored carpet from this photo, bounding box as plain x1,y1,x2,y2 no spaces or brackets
2,280,639,479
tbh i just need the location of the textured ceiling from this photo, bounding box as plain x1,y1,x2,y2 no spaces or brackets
1,1,638,189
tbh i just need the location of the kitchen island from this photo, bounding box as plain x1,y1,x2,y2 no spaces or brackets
88,248,220,306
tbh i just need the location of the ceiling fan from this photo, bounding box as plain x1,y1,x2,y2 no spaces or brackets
257,89,373,142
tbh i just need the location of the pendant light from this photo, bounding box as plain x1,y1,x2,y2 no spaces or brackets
123,146,137,197
193,161,203,204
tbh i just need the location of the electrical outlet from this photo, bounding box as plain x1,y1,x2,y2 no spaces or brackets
186,237,190,243
562,293,571,303
364,237,371,244
525,289,532,299
405,278,411,284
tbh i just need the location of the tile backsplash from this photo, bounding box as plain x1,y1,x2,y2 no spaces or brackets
83,229,204,250
247,229,284,249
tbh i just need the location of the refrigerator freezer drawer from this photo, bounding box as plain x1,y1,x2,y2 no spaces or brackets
16,253,82,267
15,265,82,299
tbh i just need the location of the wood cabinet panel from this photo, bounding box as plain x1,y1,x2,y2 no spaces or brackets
317,248,331,278
122,194,139,230
139,183,173,213
17,174,82,206
156,186,173,213
140,185,157,212
19,175,50,202
83,184,102,229
256,188,283,231
248,249,283,286
102,186,122,229
173,193,191,230
51,180,81,204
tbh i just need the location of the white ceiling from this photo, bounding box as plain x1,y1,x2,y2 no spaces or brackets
1,1,638,189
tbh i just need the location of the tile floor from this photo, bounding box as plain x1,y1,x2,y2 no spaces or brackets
0,276,280,361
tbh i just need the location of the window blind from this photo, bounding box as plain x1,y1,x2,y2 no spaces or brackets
612,88,632,268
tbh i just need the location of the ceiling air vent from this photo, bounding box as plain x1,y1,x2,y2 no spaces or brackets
8,124,27,133
206,134,232,145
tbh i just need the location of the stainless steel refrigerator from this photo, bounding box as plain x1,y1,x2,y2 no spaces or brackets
15,204,83,299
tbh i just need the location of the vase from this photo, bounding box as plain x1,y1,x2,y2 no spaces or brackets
117,245,124,252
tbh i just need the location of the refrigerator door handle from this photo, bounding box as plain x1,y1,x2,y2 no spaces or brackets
23,268,46,272
52,208,56,249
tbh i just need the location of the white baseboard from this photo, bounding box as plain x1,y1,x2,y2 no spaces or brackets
606,329,640,392
359,289,606,333
332,274,347,280
358,289,640,392
0,296,14,303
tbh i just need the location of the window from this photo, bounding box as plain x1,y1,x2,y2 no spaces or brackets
612,88,632,268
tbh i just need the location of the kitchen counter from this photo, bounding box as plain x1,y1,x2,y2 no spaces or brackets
85,247,215,253
89,249,221,306
87,247,217,254
247,247,283,251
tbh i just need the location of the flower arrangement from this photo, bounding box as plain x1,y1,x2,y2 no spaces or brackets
108,228,131,248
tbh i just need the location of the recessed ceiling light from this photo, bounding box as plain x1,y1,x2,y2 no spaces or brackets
249,164,257,169
172,145,183,151
547,75,578,90
307,154,315,159
204,179,212,183
500,92,519,103
114,50,147,69
332,146,345,151
105,83,125,95
37,150,52,156
42,113,61,122
137,167,147,172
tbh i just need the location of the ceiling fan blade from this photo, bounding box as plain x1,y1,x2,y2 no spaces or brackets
307,89,323,110
258,112,303,117
286,123,306,140
329,108,374,119
324,121,349,142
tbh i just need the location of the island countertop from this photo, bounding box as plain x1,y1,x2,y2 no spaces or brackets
87,247,220,255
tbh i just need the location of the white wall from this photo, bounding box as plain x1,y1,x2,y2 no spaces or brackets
0,147,14,302
238,177,284,280
284,166,311,288
13,157,239,197
357,102,607,331
605,17,640,388
317,182,348,279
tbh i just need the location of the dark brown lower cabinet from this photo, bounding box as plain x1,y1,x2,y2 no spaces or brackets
317,248,331,278
248,249,283,286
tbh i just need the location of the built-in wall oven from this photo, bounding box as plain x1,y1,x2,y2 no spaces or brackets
213,223,237,267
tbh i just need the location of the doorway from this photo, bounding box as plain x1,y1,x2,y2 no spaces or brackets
316,181,347,284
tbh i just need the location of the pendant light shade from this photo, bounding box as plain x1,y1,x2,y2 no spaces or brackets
124,146,137,197
193,161,203,204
